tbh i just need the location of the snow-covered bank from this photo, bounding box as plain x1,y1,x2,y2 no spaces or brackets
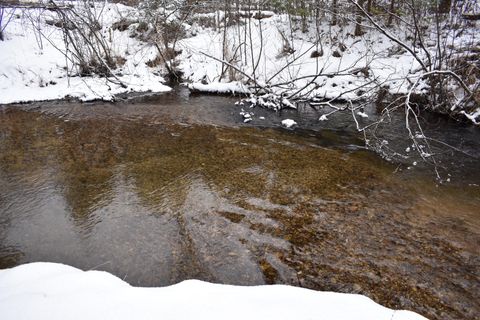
179,13,415,101
187,81,250,95
177,9,479,123
0,3,170,104
1,2,478,124
0,262,426,320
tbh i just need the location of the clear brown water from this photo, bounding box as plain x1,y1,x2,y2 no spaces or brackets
0,91,479,320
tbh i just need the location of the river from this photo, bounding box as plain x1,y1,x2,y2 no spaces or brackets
0,89,479,320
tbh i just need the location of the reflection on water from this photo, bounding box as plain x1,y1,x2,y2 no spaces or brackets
0,102,479,320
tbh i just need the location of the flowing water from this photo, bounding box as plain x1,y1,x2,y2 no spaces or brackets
0,89,479,320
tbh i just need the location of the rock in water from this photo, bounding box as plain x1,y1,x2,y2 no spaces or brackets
281,119,297,128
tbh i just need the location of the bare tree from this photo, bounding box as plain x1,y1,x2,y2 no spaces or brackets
0,7,16,41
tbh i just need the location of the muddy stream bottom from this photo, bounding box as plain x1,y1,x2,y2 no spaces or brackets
0,94,479,320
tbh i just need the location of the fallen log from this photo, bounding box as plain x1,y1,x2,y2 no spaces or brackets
462,13,480,21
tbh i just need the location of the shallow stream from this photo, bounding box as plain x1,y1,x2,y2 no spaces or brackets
0,90,479,320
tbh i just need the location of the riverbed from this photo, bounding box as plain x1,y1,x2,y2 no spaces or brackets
0,90,479,320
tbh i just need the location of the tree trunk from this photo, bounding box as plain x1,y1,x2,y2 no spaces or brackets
300,0,307,33
387,0,395,26
354,0,365,36
0,7,4,41
331,0,338,25
438,0,452,14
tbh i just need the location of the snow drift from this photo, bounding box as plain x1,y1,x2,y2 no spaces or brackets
0,262,427,320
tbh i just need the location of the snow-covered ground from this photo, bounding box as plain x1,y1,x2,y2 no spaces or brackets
0,262,427,320
0,3,170,104
179,13,418,101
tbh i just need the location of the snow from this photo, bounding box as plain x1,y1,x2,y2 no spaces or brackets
0,262,427,320
460,109,480,125
187,81,250,95
281,119,297,128
357,111,369,118
281,97,296,109
0,4,170,104
240,109,254,123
